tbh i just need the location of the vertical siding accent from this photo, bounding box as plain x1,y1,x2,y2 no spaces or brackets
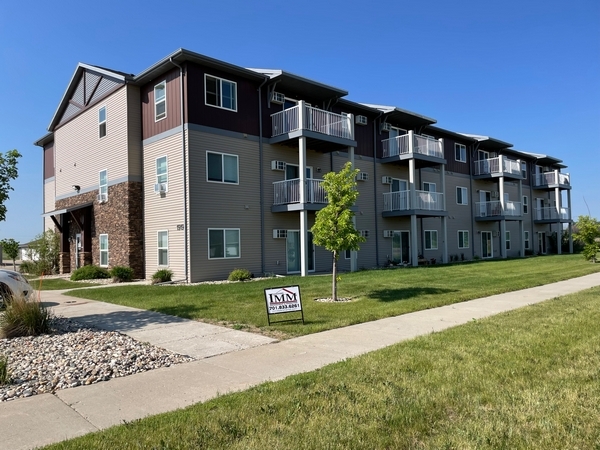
127,86,143,177
140,68,181,140
44,179,55,232
54,86,130,197
43,143,55,179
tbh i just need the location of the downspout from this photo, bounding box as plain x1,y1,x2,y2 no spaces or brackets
373,112,383,266
170,58,188,282
257,76,268,275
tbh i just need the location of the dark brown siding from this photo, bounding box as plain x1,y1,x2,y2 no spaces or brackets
331,104,376,157
187,63,260,135
444,138,471,175
141,68,181,140
44,142,55,179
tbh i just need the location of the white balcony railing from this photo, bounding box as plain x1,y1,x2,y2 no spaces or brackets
383,190,444,212
534,171,571,187
473,156,522,177
271,104,353,140
476,201,523,218
382,134,443,159
535,207,570,221
273,178,327,206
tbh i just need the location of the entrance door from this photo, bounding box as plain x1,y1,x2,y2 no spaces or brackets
391,179,408,209
75,233,82,269
480,190,491,216
538,232,547,254
285,165,312,203
392,231,410,264
481,231,493,258
287,231,315,273
477,150,490,174
535,165,543,186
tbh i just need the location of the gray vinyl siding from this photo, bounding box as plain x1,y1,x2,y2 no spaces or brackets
54,85,131,198
44,178,55,232
143,132,186,280
188,130,262,281
445,173,474,259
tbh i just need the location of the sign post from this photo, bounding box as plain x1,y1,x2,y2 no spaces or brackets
264,285,304,325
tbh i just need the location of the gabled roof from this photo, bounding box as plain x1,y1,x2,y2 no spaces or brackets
361,103,436,128
458,133,512,150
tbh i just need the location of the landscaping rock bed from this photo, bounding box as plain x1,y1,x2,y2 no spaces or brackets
0,318,193,402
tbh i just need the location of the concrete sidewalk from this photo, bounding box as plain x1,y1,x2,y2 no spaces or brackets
1,273,599,450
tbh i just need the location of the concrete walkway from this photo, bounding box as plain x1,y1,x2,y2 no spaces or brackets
1,273,599,450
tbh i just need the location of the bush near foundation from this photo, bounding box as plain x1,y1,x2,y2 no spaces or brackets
152,269,173,285
228,268,252,282
70,265,110,281
0,297,52,338
110,266,134,283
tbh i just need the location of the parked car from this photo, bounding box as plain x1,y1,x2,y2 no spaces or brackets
0,269,34,307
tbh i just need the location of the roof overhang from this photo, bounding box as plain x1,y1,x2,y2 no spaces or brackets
34,132,54,147
42,201,93,218
361,103,436,129
459,133,512,150
424,126,477,143
515,149,564,166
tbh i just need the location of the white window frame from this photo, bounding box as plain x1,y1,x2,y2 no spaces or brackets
458,230,469,249
99,234,109,267
205,74,238,112
524,231,530,250
456,186,468,205
98,106,107,138
522,195,528,214
157,230,169,267
156,156,168,188
425,230,438,250
423,182,436,192
344,249,351,259
154,81,167,121
206,151,239,184
455,143,466,163
99,169,108,197
208,228,241,260
506,231,511,250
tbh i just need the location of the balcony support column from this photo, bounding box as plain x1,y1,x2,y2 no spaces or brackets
441,162,448,264
568,189,573,253
518,179,524,258
555,186,562,254
408,141,418,267
299,135,308,277
349,146,357,272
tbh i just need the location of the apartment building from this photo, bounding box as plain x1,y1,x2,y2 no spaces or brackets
35,48,573,282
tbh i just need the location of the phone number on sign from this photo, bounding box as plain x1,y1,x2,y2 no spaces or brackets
269,303,299,311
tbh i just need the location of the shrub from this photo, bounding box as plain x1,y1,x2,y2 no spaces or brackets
70,265,110,281
0,355,10,385
18,260,36,274
110,266,134,283
0,298,52,338
26,230,60,275
228,268,252,282
152,269,173,285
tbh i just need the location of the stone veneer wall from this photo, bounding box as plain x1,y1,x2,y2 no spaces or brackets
54,181,144,278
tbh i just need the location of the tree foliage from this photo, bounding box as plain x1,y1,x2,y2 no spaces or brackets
1,238,20,270
312,162,365,301
27,230,60,275
574,215,600,262
0,150,22,223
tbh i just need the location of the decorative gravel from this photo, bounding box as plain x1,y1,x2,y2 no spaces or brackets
0,318,193,402
314,297,353,303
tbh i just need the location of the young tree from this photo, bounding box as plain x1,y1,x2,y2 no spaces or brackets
311,162,365,301
28,230,60,275
574,215,600,262
1,238,20,270
0,150,22,223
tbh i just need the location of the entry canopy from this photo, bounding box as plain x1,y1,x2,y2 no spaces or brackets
42,202,93,218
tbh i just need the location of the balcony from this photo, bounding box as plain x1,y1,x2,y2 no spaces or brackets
382,190,446,217
270,102,356,150
533,171,571,190
381,133,445,166
272,178,327,212
534,207,571,223
475,201,523,221
473,156,523,180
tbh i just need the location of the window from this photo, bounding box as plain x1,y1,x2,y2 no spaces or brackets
521,161,527,178
209,229,240,259
506,231,511,250
99,234,108,267
456,186,468,205
423,182,436,192
522,196,528,214
458,230,469,249
205,75,237,111
524,231,530,250
425,230,438,250
99,169,108,198
455,143,466,162
99,106,106,138
344,249,351,259
156,156,168,185
158,231,168,266
207,152,238,184
154,81,166,121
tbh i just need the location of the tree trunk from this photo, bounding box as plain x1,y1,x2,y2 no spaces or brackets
332,251,337,301
12,259,15,271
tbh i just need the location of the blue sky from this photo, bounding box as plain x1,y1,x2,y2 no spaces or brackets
0,0,598,243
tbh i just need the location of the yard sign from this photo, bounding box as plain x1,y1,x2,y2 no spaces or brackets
264,285,304,325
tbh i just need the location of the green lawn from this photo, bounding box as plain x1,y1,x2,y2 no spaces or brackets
29,278,97,290
45,286,600,449
64,254,600,338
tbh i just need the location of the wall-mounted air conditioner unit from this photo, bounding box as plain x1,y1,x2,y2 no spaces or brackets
154,183,167,194
271,92,285,104
355,115,367,126
359,230,370,238
490,152,498,158
491,191,499,198
383,230,394,238
96,193,107,203
493,231,499,237
381,122,392,132
356,172,369,181
273,229,287,239
381,176,393,185
271,160,286,171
